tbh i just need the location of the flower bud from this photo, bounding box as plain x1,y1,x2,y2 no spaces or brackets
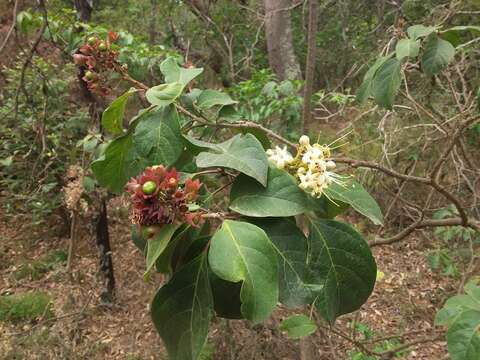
299,135,310,146
326,160,336,169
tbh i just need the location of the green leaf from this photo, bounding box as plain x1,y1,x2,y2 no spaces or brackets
252,218,316,307
145,223,182,276
191,134,268,186
324,179,384,225
421,34,456,76
280,315,317,339
436,295,480,326
91,132,143,193
371,58,402,109
356,55,393,105
208,220,278,323
446,310,480,360
229,166,309,217
151,254,213,360
210,272,243,319
308,219,377,324
102,88,137,135
435,280,480,326
131,225,147,253
441,25,480,39
235,127,271,150
160,57,204,86
133,105,184,166
16,11,33,34
396,38,420,60
0,156,13,167
407,25,437,40
83,176,95,193
307,195,349,219
196,89,237,110
145,82,185,107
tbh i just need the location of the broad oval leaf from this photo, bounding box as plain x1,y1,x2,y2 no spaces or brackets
151,254,213,360
435,279,480,327
446,310,480,360
371,57,402,109
145,82,185,107
323,179,384,225
160,57,204,86
280,314,317,339
229,166,309,217
208,220,278,323
252,218,316,307
440,26,480,44
421,34,455,77
133,105,184,166
396,38,420,60
356,55,393,105
102,88,137,135
308,219,377,324
193,134,269,186
407,25,437,40
197,89,237,110
91,132,144,193
145,223,182,276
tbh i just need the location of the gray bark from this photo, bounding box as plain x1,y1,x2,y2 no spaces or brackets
264,0,302,81
74,0,93,22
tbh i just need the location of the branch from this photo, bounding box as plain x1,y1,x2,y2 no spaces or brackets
370,217,480,246
332,157,430,184
14,0,49,119
0,0,20,54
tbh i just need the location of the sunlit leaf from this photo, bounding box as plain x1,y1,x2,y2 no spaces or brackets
280,315,317,339
208,220,278,323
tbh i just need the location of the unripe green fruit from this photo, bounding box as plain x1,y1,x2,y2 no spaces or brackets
85,70,94,81
87,36,97,45
98,42,107,51
142,181,157,195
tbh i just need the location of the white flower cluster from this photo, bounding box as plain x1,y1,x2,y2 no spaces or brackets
297,135,337,197
266,135,340,198
266,145,294,169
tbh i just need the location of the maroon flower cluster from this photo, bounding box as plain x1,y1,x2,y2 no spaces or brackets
73,31,120,96
126,165,203,229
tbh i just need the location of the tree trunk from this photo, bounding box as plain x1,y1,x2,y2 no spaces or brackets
149,0,158,44
301,0,320,133
264,0,302,81
74,0,93,22
96,198,115,303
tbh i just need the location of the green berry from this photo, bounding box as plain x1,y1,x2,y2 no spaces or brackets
87,36,97,45
142,181,157,195
85,70,94,81
98,42,107,51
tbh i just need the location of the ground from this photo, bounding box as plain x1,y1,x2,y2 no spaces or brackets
0,201,455,360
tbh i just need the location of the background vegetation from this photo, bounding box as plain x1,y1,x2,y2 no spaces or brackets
0,0,479,359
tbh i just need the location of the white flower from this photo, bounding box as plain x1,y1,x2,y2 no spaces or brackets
266,145,293,169
302,145,324,164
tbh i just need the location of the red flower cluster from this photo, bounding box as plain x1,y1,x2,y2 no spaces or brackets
126,165,203,229
73,31,120,96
